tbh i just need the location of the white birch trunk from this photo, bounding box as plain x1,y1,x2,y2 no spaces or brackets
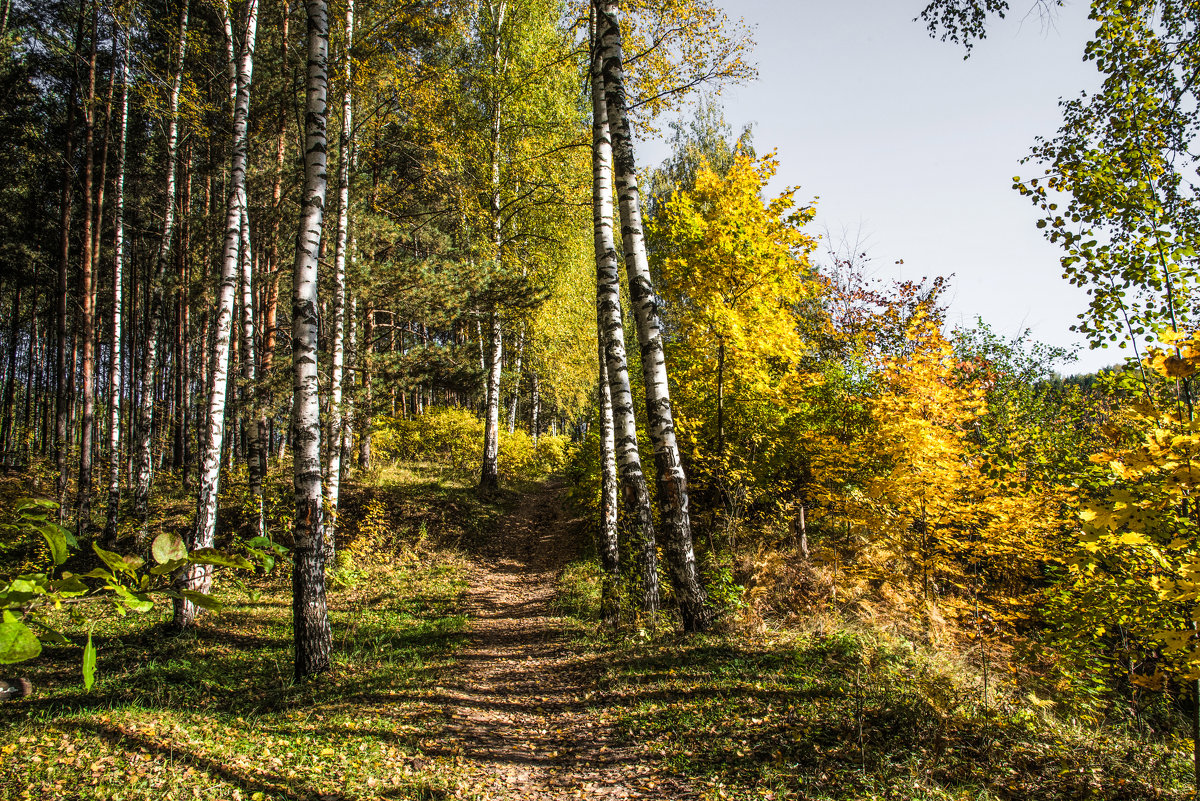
325,0,353,555
104,31,130,547
478,0,507,495
597,339,619,626
177,0,258,629
591,46,658,616
506,322,524,434
292,0,333,679
596,0,708,631
239,202,265,540
133,1,188,546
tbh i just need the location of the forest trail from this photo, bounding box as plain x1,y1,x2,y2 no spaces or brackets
427,480,693,800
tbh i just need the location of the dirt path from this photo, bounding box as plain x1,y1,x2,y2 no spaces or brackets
426,481,694,800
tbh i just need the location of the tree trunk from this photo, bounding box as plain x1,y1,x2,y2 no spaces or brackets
530,371,540,444
292,0,333,680
479,311,503,494
590,46,658,616
0,287,21,465
104,29,130,547
133,0,189,545
358,307,373,469
478,0,507,496
597,338,619,627
597,0,708,632
239,200,266,539
506,323,523,434
56,0,87,520
178,0,257,629
76,2,99,536
325,0,354,556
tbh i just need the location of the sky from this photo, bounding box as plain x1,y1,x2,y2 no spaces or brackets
641,0,1115,374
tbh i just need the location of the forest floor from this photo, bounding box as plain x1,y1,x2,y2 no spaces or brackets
0,472,1195,800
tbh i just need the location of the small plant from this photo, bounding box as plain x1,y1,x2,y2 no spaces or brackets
0,498,278,689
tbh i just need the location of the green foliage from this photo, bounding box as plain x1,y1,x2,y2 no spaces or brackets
0,498,275,686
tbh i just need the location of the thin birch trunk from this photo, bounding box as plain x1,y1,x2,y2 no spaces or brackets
597,0,708,631
478,0,506,495
104,29,130,546
324,0,353,556
177,0,257,628
506,323,523,434
530,371,540,443
597,339,619,627
239,200,265,539
292,0,333,680
133,0,188,544
590,47,657,615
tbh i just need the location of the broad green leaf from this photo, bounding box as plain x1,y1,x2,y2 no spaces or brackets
180,590,224,612
37,522,69,565
110,584,154,614
188,549,253,570
82,630,96,691
93,543,131,575
152,531,187,565
52,574,88,597
149,558,187,576
0,611,41,664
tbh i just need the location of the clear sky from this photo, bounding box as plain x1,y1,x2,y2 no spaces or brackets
643,0,1116,374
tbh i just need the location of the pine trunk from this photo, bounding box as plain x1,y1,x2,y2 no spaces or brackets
75,5,99,536
133,0,189,544
0,288,20,465
292,0,333,680
358,308,373,469
596,0,707,631
56,0,87,519
177,0,257,628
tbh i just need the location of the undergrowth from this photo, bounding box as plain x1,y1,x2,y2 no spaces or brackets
0,469,495,801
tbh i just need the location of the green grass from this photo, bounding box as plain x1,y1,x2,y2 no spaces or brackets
0,508,475,800
580,627,1193,800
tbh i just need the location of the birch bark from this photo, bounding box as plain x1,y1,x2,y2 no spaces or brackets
239,196,265,539
591,49,658,615
478,0,507,495
177,0,257,628
104,30,130,546
325,0,354,553
292,0,333,679
597,340,619,626
596,0,709,631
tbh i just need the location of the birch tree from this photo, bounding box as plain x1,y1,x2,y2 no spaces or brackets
595,0,709,632
478,0,507,495
292,0,333,680
104,19,130,547
591,51,658,616
178,0,258,628
325,0,354,551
